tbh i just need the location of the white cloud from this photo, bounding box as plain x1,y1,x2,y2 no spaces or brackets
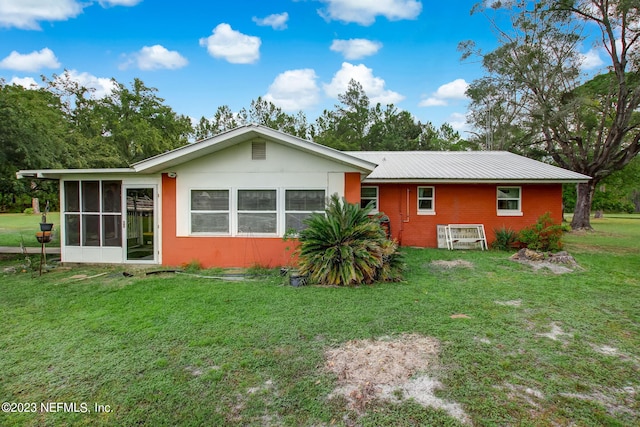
580,48,604,70
330,39,382,60
58,70,117,99
264,69,320,111
199,23,261,64
252,12,289,30
317,0,422,25
10,76,40,89
324,62,404,105
419,78,469,107
0,0,139,30
121,45,188,70
447,112,470,133
0,48,60,72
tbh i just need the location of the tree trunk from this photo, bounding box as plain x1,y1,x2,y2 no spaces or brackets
571,181,597,230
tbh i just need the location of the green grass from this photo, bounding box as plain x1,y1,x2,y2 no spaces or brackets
0,212,61,247
1,215,639,426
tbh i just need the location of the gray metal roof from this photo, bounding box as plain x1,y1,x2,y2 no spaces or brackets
344,151,591,183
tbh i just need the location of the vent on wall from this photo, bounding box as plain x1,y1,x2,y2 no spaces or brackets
252,141,266,160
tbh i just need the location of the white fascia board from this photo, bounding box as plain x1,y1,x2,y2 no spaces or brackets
17,168,136,180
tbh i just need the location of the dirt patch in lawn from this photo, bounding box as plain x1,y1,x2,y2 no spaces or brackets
430,259,474,269
324,333,470,424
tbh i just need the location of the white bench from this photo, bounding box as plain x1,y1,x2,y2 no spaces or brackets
445,224,487,250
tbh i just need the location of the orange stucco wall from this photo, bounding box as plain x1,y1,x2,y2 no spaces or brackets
373,183,563,247
343,172,362,204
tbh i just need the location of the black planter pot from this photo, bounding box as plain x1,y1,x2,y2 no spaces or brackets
40,223,54,232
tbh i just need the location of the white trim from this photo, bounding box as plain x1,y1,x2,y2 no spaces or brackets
417,186,436,215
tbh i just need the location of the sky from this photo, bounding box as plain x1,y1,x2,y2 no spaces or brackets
0,0,607,135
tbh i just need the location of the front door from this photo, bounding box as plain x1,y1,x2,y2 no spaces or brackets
125,186,157,263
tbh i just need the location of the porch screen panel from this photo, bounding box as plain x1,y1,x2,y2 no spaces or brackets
238,190,277,233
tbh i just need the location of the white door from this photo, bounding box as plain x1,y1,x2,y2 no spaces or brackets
124,186,157,263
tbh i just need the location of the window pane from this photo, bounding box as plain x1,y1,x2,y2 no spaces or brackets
498,188,520,199
498,200,520,210
82,181,100,212
191,190,229,211
65,214,80,246
102,181,121,213
82,214,100,246
191,213,229,233
361,187,377,198
103,215,122,247
286,212,314,232
238,213,277,233
419,199,433,210
419,187,433,198
238,190,276,210
64,181,80,212
361,199,377,209
285,190,325,211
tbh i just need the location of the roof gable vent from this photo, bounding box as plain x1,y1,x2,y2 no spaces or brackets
252,141,266,160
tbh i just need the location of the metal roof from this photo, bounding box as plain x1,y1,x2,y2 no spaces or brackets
345,151,591,183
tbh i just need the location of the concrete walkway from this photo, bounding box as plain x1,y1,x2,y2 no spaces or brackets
0,246,61,255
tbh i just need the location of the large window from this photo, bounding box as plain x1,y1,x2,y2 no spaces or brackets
360,186,378,212
285,190,325,232
417,186,435,214
191,190,229,233
497,186,522,215
64,180,122,247
238,190,277,234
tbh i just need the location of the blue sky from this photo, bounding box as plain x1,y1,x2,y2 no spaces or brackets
0,0,606,134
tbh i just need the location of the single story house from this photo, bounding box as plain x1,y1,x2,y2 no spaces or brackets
18,124,590,267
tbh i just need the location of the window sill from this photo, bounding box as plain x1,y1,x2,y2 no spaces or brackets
417,211,436,216
497,211,523,217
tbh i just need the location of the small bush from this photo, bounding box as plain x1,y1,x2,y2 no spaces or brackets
23,208,34,215
518,212,564,252
491,226,518,251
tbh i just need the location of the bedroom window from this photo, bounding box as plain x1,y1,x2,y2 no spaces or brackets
63,180,122,247
285,190,325,232
497,186,522,216
238,189,277,233
360,186,378,212
191,190,229,233
417,186,435,214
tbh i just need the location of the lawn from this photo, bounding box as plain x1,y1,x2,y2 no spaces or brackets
0,215,638,426
0,212,61,247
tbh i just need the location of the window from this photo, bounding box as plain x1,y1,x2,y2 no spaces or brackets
360,187,378,212
63,180,122,247
191,190,229,233
417,186,435,214
238,190,277,233
497,187,522,215
285,190,325,232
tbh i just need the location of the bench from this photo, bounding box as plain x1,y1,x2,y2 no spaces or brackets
445,224,487,250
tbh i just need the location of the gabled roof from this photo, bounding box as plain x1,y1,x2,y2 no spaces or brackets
346,151,591,183
132,124,377,174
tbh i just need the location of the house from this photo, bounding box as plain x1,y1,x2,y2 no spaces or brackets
17,124,590,267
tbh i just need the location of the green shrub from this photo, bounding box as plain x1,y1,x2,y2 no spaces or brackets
23,208,35,215
297,194,403,286
518,212,564,252
491,226,518,251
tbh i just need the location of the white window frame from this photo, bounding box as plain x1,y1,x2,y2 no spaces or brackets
361,186,379,213
237,189,278,235
497,186,523,216
189,189,230,235
284,189,326,234
417,186,436,215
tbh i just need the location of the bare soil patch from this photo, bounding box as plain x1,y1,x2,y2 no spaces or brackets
324,333,470,424
510,249,583,274
430,259,474,269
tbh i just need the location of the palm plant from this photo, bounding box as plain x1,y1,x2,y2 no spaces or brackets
297,194,402,286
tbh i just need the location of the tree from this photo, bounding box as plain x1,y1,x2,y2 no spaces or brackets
462,0,640,229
